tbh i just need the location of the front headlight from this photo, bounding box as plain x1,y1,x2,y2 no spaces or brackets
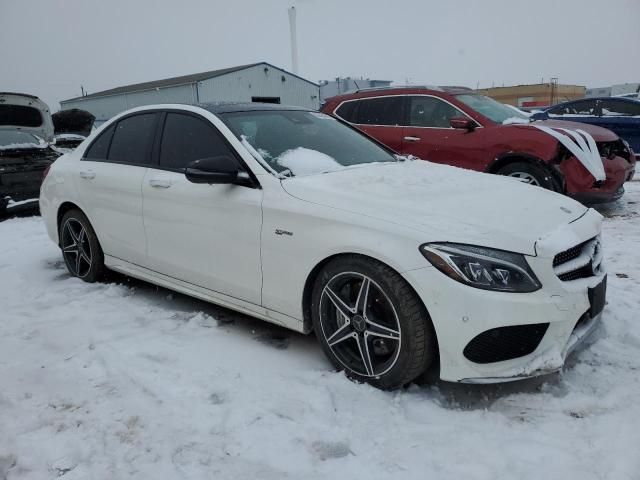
420,243,541,293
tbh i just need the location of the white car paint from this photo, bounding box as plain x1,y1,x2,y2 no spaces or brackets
40,104,605,383
0,92,55,143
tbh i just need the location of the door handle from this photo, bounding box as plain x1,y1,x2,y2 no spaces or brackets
149,179,172,189
403,136,421,142
79,170,95,180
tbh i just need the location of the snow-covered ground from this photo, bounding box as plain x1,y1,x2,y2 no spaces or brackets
1,182,639,480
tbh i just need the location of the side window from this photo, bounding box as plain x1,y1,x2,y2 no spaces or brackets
354,97,403,126
83,125,114,160
408,96,466,128
107,113,158,165
549,100,597,116
335,101,357,122
600,99,640,117
159,113,238,170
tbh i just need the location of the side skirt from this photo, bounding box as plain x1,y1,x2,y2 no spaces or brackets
104,255,306,333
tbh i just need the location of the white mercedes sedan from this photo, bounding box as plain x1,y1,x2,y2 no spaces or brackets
40,103,607,389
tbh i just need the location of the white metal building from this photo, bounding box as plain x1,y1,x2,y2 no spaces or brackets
60,62,320,124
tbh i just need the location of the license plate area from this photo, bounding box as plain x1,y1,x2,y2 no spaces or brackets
588,275,607,317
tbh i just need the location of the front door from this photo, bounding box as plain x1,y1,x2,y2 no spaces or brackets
141,111,263,305
401,95,483,170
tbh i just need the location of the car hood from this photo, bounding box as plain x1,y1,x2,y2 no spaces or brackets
0,92,54,143
280,161,588,255
528,119,619,142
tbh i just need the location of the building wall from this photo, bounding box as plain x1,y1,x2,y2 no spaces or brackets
61,64,319,124
586,83,639,97
197,64,319,109
475,83,586,107
586,86,612,98
60,84,198,124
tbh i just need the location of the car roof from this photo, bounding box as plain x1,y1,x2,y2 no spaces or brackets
199,102,312,114
323,86,474,104
555,96,640,105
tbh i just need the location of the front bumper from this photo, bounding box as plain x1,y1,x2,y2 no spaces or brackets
562,154,635,204
402,209,605,383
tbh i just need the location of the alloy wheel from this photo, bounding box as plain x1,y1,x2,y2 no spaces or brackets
61,218,93,278
508,171,541,186
319,272,402,377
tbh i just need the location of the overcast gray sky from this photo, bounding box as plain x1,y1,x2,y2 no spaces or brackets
1,0,639,111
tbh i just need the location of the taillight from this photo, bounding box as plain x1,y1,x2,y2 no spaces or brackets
42,164,52,180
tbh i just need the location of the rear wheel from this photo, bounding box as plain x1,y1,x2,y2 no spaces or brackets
59,209,105,282
311,255,435,390
498,161,561,192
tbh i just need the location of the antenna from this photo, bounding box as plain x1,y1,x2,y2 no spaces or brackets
288,6,299,74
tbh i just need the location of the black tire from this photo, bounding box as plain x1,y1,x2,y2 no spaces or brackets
497,161,561,192
59,209,105,283
311,255,436,390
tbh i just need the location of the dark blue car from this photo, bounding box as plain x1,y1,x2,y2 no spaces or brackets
532,97,640,158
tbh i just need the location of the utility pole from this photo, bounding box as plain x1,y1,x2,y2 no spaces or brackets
288,7,299,74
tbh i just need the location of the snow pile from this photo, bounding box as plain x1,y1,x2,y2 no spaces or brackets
0,183,639,478
275,147,343,176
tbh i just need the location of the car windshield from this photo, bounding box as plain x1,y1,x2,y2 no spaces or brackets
455,94,529,124
0,130,45,149
219,110,397,177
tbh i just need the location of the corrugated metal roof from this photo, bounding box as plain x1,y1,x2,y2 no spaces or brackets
62,62,318,103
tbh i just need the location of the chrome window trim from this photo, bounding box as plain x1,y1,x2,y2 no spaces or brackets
333,94,483,130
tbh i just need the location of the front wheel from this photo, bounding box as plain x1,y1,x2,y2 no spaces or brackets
59,209,105,282
311,255,436,390
498,161,561,192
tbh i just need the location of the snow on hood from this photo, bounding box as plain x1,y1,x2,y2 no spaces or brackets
280,160,588,255
502,117,530,125
275,147,344,176
0,93,54,143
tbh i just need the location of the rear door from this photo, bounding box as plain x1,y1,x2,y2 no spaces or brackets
334,96,405,151
401,95,483,169
141,111,263,304
75,113,159,265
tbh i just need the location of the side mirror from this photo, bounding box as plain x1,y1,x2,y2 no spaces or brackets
450,117,476,131
185,156,253,187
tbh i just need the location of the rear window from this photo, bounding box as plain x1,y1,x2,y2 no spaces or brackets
107,114,158,165
0,105,43,127
354,97,404,126
84,125,115,160
335,101,357,122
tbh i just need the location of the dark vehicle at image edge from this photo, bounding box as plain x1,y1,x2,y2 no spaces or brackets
321,86,636,204
0,92,60,215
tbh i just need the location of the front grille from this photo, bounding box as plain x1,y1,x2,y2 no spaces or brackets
463,323,549,364
553,240,587,267
553,236,603,282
